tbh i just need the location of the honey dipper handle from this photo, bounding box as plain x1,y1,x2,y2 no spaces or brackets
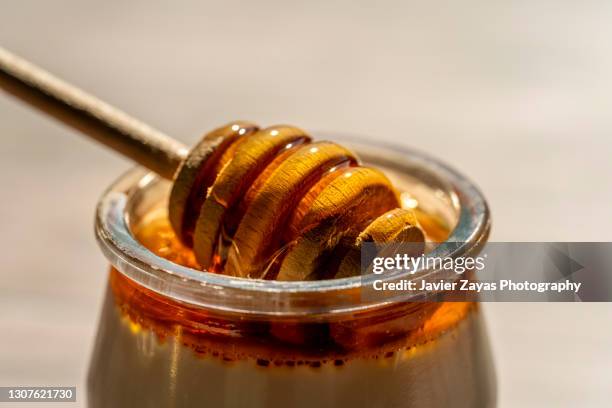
0,46,188,180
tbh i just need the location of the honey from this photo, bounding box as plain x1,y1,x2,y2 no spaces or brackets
109,212,474,365
89,140,495,408
168,122,429,280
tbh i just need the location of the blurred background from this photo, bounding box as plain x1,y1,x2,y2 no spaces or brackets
1,1,611,407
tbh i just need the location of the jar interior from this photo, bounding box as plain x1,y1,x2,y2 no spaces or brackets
125,146,461,266
95,139,488,316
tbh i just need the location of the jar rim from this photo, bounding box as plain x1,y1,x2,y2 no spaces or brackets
95,134,490,316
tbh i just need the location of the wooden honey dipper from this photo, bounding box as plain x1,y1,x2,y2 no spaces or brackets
0,47,424,280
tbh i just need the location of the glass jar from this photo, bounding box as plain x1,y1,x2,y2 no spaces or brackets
87,136,495,408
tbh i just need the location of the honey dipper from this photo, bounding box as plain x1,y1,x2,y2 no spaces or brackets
0,47,424,280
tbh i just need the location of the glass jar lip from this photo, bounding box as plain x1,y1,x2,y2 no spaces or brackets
95,135,490,316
